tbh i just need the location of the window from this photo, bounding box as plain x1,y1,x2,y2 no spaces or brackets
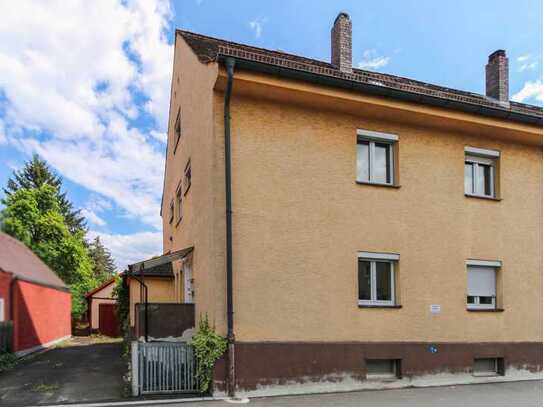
464,147,499,198
466,260,501,310
358,252,399,306
0,298,4,322
184,159,191,195
366,359,400,379
173,109,181,153
175,182,183,224
168,199,174,224
356,129,398,185
473,358,503,376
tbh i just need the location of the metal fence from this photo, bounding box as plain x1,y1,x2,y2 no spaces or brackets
132,341,199,395
0,321,13,353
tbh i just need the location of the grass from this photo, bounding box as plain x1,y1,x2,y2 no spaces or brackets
55,334,122,348
0,352,18,373
32,383,59,393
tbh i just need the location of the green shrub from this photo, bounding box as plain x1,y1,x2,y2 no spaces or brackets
192,314,227,393
0,352,18,373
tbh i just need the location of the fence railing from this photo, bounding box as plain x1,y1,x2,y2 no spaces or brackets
0,321,13,353
132,341,199,395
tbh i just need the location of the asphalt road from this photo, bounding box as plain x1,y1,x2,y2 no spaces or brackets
171,380,543,407
0,336,126,407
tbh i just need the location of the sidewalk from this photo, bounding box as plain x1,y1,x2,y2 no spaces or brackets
169,380,543,407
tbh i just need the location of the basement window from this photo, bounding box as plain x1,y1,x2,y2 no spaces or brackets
356,129,398,186
473,358,503,377
366,359,400,380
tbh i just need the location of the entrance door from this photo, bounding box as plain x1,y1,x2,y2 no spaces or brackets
183,260,193,303
98,303,120,337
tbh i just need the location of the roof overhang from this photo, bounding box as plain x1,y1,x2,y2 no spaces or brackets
217,55,543,128
128,247,194,274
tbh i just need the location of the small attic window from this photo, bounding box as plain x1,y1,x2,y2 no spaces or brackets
173,108,181,153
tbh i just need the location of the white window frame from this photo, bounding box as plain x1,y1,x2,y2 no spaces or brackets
0,298,4,322
358,252,398,307
357,130,397,186
466,262,498,310
175,182,183,224
464,146,499,198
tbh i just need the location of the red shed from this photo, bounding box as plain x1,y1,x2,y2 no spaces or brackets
0,232,71,356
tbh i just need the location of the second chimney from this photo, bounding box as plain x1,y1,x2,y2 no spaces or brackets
331,12,352,73
486,50,509,103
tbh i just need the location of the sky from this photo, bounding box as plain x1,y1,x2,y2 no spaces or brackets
1,0,543,270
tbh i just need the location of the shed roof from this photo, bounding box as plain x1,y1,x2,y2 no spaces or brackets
0,232,68,291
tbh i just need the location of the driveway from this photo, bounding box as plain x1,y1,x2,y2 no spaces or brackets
0,336,126,407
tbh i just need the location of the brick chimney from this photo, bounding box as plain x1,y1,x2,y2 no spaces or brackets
331,12,352,73
485,50,509,103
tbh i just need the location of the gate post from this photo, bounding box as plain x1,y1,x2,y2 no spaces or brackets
131,341,139,396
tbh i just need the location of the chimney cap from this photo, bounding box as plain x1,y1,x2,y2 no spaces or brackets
334,11,350,23
488,49,506,60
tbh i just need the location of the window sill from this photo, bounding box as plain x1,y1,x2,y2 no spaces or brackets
467,308,504,312
359,304,402,309
356,181,401,189
465,193,501,202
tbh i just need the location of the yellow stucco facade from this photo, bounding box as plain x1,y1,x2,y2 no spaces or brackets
163,32,543,344
128,277,175,327
157,26,543,394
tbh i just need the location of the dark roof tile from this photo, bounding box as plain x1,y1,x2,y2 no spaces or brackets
178,30,543,124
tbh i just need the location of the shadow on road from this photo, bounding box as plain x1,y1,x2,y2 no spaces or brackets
0,336,127,407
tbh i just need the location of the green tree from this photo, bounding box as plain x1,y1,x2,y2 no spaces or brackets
0,185,96,317
3,154,86,234
88,236,116,284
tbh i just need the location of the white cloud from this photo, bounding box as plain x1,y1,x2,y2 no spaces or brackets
150,130,168,143
512,80,543,104
517,54,541,72
0,119,5,145
0,0,173,230
249,17,267,38
81,208,106,226
88,230,163,271
358,49,390,71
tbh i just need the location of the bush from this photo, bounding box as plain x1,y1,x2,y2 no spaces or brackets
192,315,227,393
0,352,18,373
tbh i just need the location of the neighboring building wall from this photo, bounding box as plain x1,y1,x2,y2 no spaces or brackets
89,281,116,331
128,277,175,327
12,280,71,353
0,270,11,322
162,34,225,329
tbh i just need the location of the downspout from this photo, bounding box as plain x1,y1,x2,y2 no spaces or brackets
128,265,149,342
224,57,236,397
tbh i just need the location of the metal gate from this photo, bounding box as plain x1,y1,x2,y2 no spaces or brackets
132,341,198,395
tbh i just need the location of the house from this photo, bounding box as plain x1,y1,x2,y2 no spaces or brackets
0,232,71,356
158,12,543,397
85,278,118,336
125,248,194,341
